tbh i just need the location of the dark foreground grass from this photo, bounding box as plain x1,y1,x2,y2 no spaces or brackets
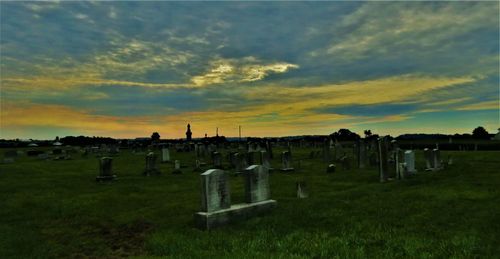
1,148,499,258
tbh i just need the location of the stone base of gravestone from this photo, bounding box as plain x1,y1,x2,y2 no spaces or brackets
194,200,277,230
96,175,117,182
280,167,294,172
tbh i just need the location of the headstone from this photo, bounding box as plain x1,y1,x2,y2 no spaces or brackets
340,154,350,170
199,169,231,213
397,162,408,179
96,157,116,181
357,140,367,169
404,150,417,174
266,141,273,159
296,181,309,198
143,152,161,175
432,149,442,170
212,152,223,169
259,151,272,170
172,160,182,174
280,151,294,172
194,159,202,172
233,153,248,174
424,148,433,171
447,155,453,166
326,164,336,173
377,137,389,182
244,165,270,203
161,148,170,163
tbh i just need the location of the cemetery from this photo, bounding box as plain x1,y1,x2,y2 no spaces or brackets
1,1,499,258
1,137,499,258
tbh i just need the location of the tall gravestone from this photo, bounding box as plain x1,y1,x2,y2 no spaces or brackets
424,148,433,171
233,152,248,174
281,151,294,172
404,150,417,174
96,157,116,181
144,152,161,175
266,141,273,159
161,148,170,163
259,150,272,170
377,138,389,182
244,165,270,203
212,152,223,169
432,149,442,170
357,140,367,169
200,169,231,213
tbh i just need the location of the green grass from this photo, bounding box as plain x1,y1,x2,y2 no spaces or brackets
1,147,499,258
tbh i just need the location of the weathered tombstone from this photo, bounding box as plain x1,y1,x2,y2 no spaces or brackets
447,155,453,166
161,148,170,163
244,165,270,203
340,154,351,170
96,157,116,181
334,142,343,161
212,152,223,169
199,169,231,213
404,150,417,174
143,152,161,175
280,151,294,172
377,137,389,182
296,181,309,198
432,149,442,170
266,141,273,159
172,160,182,174
424,148,433,171
326,164,336,173
357,140,367,169
259,151,272,170
233,153,247,174
193,159,202,172
397,162,408,179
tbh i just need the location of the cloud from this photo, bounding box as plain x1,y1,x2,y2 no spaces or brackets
191,57,299,86
455,100,498,111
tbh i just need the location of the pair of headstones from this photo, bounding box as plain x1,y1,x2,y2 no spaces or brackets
194,165,277,230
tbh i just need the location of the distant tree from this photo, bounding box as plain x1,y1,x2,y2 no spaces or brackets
151,132,160,142
364,130,372,138
472,126,490,139
55,136,59,142
330,129,360,141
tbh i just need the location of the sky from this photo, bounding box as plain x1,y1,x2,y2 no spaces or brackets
0,1,499,140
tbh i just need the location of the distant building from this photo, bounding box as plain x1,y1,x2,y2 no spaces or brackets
186,124,192,141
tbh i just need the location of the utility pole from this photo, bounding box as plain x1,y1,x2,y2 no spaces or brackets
239,125,241,141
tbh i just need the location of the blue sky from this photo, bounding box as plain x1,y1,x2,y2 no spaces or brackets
1,1,498,139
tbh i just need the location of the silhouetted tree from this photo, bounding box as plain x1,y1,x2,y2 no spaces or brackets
472,126,490,139
364,130,372,138
151,132,160,142
330,129,360,141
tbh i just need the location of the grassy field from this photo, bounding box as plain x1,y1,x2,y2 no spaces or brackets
1,146,499,258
